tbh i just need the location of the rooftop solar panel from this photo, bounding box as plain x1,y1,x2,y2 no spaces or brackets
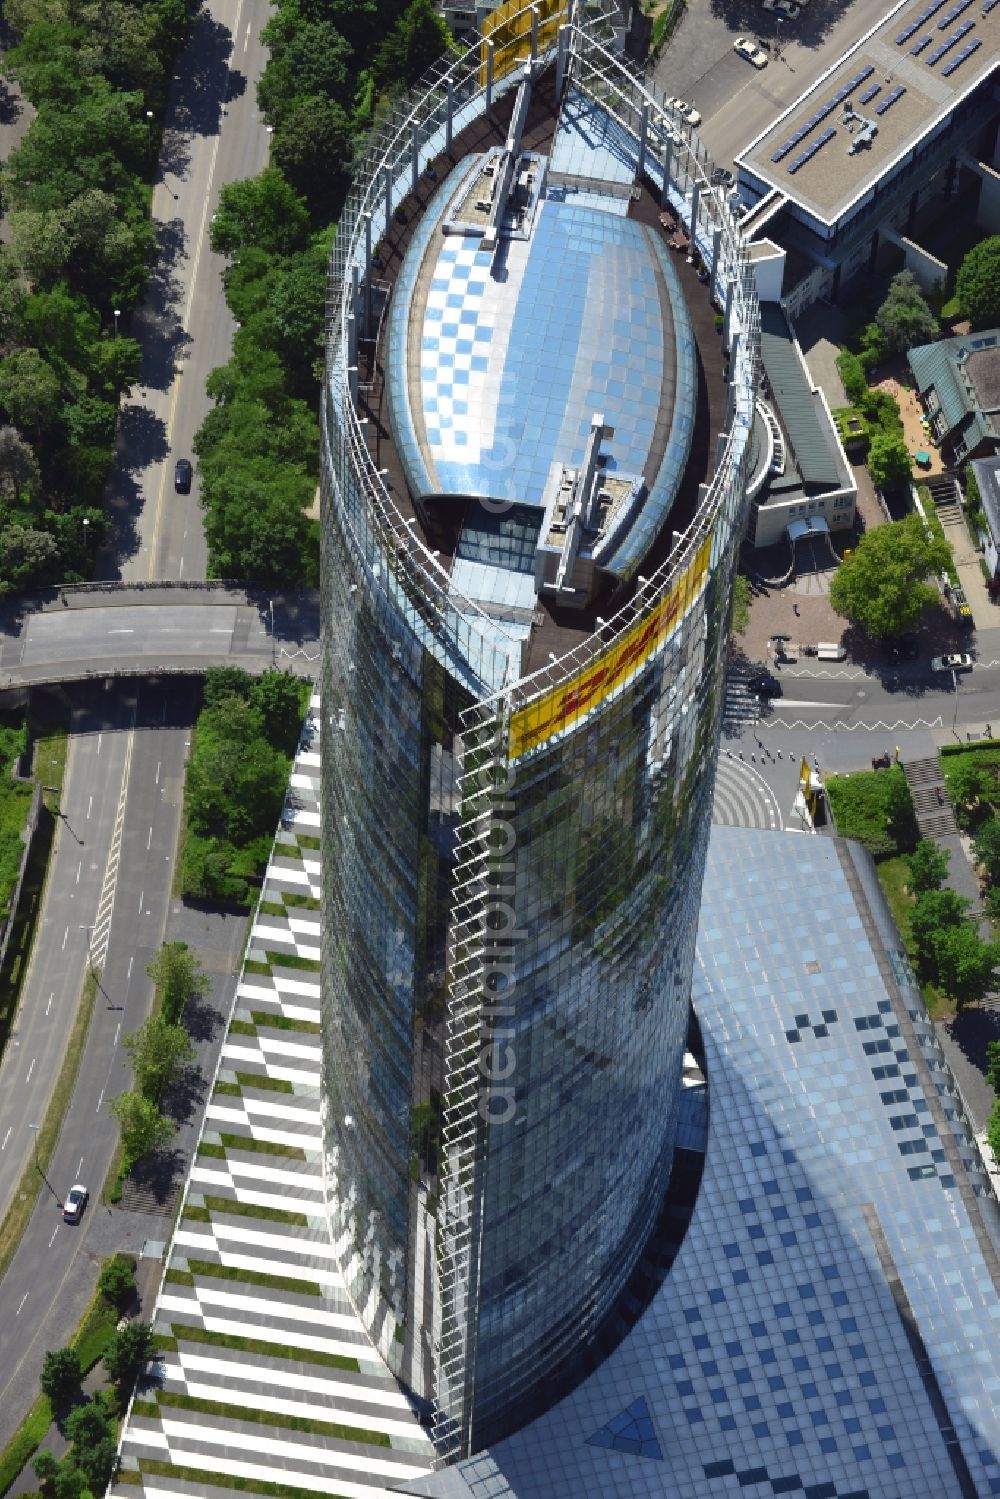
896,0,949,41
926,19,974,61
984,0,999,14
858,83,882,102
787,126,836,175
941,34,982,69
911,33,933,51
937,0,974,25
874,85,906,114
771,69,873,163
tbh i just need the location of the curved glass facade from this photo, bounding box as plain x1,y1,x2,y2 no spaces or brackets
320,6,759,1463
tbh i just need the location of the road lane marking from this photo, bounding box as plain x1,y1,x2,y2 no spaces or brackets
76,859,82,884
138,888,144,912
114,1023,120,1045
147,826,152,850
243,18,251,50
77,1156,84,1175
25,1058,34,1084
773,699,845,709
127,955,133,981
61,926,68,950
97,734,102,754
90,706,136,969
108,629,135,635
48,1226,59,1248
45,992,53,1016
155,761,160,785
179,555,184,578
96,1088,104,1113
1,1127,10,1150
16,1292,28,1315
87,794,92,819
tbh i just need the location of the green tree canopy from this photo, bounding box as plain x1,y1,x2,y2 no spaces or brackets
0,523,61,591
934,923,999,1007
103,1319,154,1388
973,816,1000,884
908,838,949,894
109,1090,174,1171
910,886,969,975
123,1015,193,1103
40,1346,81,1408
272,96,353,215
873,270,939,355
97,1252,136,1310
829,513,949,638
185,695,289,842
866,431,912,490
251,670,307,756
956,235,1000,328
0,426,40,505
0,349,62,434
146,940,202,1025
947,759,993,828
65,1400,117,1491
210,168,311,259
374,0,454,88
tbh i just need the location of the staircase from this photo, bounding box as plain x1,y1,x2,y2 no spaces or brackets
924,472,963,526
119,1173,182,1218
903,756,958,839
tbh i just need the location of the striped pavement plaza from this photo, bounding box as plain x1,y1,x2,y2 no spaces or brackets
111,691,437,1499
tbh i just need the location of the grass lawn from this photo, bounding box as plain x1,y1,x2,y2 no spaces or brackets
876,856,952,1018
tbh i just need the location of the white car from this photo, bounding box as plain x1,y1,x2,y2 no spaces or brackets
761,0,801,13
734,36,769,67
670,98,702,127
931,653,973,672
63,1184,88,1224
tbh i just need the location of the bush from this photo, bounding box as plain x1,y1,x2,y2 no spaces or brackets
97,1253,135,1310
825,767,919,858
836,348,868,404
908,839,949,894
956,236,1000,328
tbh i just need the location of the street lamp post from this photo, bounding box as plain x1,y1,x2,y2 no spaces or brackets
269,598,276,666
113,308,120,337
28,1123,40,1173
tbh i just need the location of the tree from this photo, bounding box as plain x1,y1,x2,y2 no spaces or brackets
97,1253,135,1310
103,1319,153,1388
934,923,999,1007
202,666,252,708
65,1401,117,1491
109,1090,174,1170
251,670,306,756
987,1038,1000,1090
374,0,454,89
0,524,60,591
0,349,62,434
272,96,353,215
123,1015,193,1103
0,426,40,504
973,817,1000,885
836,348,868,404
908,838,949,894
873,270,939,354
33,1447,60,1486
829,513,950,638
910,886,968,976
210,169,310,259
867,430,912,490
39,1347,81,1408
145,941,201,1025
956,236,1000,328
948,760,993,829
185,695,290,842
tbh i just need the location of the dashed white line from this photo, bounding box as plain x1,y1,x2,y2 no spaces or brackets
97,733,102,754
61,926,68,950
127,955,133,981
155,761,161,785
16,1292,29,1315
77,1156,84,1175
96,1088,105,1113
45,992,53,1016
113,1023,120,1046
25,1058,34,1084
86,794,92,819
108,629,135,635
147,826,153,851
137,888,144,913
48,1226,59,1248
76,859,82,885
1,1127,10,1150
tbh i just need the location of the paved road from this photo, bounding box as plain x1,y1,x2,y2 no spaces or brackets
655,0,898,171
0,678,246,1452
0,589,319,687
101,0,273,584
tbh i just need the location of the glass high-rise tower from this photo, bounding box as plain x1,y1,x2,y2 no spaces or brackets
320,2,758,1461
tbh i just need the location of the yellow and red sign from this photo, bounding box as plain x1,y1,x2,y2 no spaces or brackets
509,535,712,759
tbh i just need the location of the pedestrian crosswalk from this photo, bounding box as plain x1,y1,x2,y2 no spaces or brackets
712,754,783,831
723,677,760,730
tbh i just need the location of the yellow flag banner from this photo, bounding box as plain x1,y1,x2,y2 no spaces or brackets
509,534,712,759
480,0,567,89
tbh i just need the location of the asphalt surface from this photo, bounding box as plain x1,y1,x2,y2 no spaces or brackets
655,0,900,172
0,678,248,1452
0,589,320,687
100,0,273,584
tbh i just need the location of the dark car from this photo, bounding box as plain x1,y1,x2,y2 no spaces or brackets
749,672,782,699
174,458,193,494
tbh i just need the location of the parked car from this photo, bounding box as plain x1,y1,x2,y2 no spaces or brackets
735,34,770,64
871,752,892,770
931,653,973,672
748,671,782,698
761,0,801,14
63,1184,88,1224
670,98,702,126
174,458,193,494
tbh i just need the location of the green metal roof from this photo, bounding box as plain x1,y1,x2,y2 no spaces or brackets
758,303,842,490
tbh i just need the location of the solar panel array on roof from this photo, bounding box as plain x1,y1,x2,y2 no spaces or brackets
984,0,999,14
941,34,982,69
937,0,975,22
858,82,882,102
875,84,907,113
787,126,836,175
927,19,974,61
911,33,933,51
896,0,948,42
770,67,874,161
